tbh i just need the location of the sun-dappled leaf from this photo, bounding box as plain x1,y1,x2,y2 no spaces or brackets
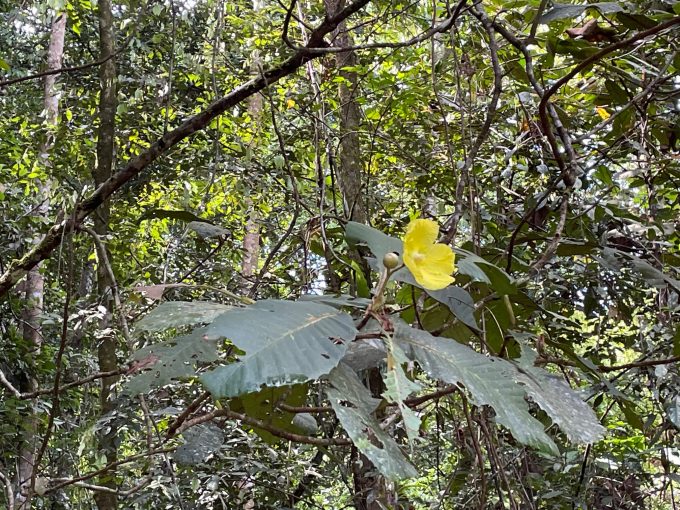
124,328,219,395
200,300,356,398
137,208,205,224
233,384,308,444
327,363,418,480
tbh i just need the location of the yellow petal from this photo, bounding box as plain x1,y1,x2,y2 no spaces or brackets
404,254,426,281
404,219,439,250
425,243,456,275
402,219,456,290
415,270,455,291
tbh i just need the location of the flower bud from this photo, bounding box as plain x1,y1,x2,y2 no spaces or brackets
383,252,400,270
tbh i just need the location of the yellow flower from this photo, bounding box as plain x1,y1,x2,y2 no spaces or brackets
403,219,456,290
596,106,610,120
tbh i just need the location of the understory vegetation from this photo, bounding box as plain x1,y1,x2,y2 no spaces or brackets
1,0,680,508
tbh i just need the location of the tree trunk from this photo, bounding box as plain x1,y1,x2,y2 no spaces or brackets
14,12,66,509
240,0,264,291
93,0,118,508
322,2,387,508
323,0,366,224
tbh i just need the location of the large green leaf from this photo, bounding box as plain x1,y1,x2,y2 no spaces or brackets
394,320,558,454
510,337,605,444
395,322,605,451
124,327,219,395
382,335,422,444
201,300,356,398
136,301,233,332
345,221,402,262
327,363,418,480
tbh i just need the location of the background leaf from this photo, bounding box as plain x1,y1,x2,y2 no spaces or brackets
327,363,418,480
124,327,219,395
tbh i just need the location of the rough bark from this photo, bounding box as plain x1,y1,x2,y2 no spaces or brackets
324,0,367,224
240,0,264,289
92,1,118,508
322,2,385,508
0,0,371,299
242,204,260,280
14,13,66,509
323,0,371,299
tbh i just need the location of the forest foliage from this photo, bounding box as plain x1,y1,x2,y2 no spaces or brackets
1,0,680,508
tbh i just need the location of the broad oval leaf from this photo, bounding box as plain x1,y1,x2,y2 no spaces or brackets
136,301,233,332
124,327,219,395
395,321,605,452
201,300,356,398
394,320,559,454
174,423,224,465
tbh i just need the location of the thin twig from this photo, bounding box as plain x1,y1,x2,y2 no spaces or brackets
0,368,21,398
19,369,125,399
165,391,212,438
46,448,175,494
79,226,131,344
283,0,469,54
0,46,123,88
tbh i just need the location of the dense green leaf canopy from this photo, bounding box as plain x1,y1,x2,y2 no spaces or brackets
1,0,679,508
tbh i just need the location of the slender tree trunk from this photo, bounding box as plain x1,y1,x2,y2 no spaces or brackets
242,200,260,281
323,0,366,224
93,0,118,508
240,0,264,289
14,13,66,509
322,2,387,508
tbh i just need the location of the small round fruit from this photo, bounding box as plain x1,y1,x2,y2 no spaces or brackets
383,252,400,270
